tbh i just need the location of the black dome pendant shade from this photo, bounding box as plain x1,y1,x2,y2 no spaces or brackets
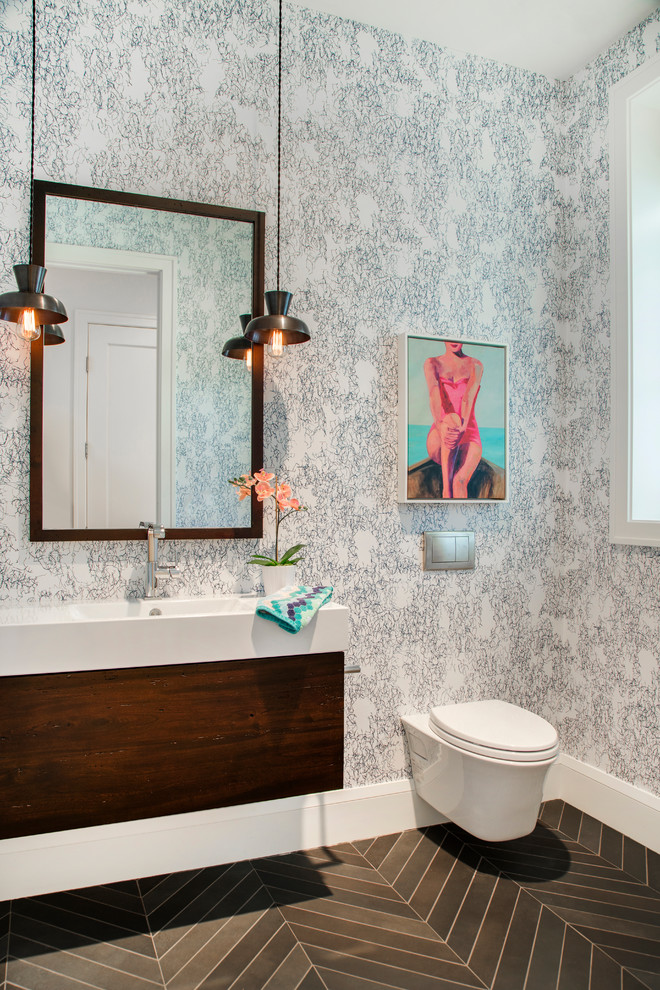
0,264,67,328
245,0,309,350
245,291,309,345
43,323,66,345
0,0,68,343
222,313,254,360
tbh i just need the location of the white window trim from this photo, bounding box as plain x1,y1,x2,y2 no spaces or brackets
610,53,660,547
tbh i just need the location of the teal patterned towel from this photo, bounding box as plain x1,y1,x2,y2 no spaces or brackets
256,584,333,634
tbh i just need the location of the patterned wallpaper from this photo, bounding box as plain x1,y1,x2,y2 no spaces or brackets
543,20,660,791
0,0,658,797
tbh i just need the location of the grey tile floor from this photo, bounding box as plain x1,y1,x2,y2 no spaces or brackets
1,800,659,989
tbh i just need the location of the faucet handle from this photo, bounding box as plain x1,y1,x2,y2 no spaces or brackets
139,521,166,537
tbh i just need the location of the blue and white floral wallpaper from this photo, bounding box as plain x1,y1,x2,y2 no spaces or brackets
0,0,659,796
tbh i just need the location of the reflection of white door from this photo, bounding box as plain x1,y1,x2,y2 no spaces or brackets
46,244,177,530
74,318,158,528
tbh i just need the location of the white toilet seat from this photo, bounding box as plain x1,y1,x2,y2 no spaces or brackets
430,723,559,762
429,699,559,764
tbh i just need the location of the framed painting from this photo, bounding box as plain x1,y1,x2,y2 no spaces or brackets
398,333,508,502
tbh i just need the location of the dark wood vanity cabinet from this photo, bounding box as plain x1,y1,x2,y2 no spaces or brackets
0,652,344,839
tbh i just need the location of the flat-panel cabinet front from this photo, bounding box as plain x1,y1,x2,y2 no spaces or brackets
0,652,344,839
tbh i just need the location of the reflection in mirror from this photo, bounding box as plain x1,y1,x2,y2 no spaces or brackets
30,182,264,541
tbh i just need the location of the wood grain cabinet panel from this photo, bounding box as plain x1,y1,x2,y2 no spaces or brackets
0,652,344,839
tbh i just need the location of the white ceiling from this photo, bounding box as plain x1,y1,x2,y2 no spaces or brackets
291,0,660,79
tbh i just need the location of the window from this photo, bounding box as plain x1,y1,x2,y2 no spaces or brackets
610,54,660,546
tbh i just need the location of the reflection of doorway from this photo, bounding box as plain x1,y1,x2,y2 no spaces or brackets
74,314,157,528
42,245,177,529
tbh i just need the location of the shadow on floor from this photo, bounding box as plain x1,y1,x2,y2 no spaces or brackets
444,820,574,882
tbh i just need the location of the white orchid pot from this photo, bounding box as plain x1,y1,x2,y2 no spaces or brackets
261,565,297,597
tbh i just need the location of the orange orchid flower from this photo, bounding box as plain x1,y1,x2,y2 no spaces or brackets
229,469,307,565
255,481,275,501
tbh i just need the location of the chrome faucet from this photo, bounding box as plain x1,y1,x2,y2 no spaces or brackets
139,522,181,598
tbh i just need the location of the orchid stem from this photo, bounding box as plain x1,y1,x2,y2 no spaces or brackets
274,475,279,562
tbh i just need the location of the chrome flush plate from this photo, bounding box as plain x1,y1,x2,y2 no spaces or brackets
423,531,475,570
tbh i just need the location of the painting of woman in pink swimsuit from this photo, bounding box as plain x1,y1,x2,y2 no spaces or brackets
398,333,507,502
424,341,483,498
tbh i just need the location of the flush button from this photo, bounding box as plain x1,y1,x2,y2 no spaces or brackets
424,532,475,570
432,537,456,563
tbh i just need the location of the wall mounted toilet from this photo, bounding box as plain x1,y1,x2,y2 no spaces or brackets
402,700,558,842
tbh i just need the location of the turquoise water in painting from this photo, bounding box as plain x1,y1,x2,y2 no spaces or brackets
408,425,506,469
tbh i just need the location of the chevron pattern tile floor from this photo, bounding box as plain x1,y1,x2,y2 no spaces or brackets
2,800,659,989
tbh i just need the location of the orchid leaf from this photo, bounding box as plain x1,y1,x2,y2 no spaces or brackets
279,543,305,564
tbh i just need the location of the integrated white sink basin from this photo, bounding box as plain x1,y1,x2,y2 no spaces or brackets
0,595,349,676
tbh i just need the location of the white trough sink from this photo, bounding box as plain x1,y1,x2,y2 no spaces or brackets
0,595,349,677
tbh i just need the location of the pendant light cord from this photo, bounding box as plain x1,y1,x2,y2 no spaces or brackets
276,0,282,292
28,0,37,258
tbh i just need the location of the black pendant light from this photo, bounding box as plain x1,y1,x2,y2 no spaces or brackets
43,324,66,345
245,0,309,357
0,0,67,343
222,313,253,368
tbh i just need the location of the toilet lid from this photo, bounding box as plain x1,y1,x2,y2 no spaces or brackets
429,700,558,757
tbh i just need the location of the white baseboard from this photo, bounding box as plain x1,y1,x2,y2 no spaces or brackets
2,753,658,901
0,780,443,901
544,753,660,855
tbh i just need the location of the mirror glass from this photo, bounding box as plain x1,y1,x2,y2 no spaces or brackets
30,182,264,540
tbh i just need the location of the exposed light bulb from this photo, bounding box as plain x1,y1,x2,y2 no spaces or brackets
245,348,252,371
12,308,41,342
267,330,285,359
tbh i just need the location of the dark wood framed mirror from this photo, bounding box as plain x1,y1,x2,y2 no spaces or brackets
30,181,264,542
